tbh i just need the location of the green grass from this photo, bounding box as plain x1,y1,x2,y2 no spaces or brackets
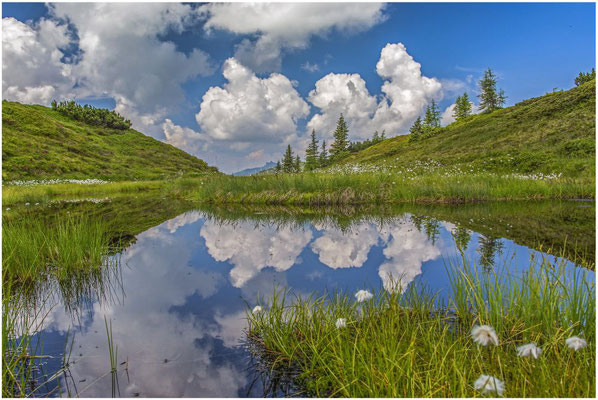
182,172,594,205
247,252,595,397
333,79,596,178
2,180,169,206
2,214,114,289
2,100,218,181
3,172,593,208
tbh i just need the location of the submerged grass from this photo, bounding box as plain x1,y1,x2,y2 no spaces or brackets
247,253,595,397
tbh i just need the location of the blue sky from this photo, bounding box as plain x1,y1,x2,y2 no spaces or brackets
2,2,595,173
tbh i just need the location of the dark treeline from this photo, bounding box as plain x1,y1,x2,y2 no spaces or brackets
51,100,132,130
275,114,384,173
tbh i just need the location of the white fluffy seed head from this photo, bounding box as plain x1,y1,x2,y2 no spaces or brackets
516,343,542,359
474,374,504,396
471,325,499,346
335,318,347,329
566,336,587,351
355,290,373,303
252,305,263,314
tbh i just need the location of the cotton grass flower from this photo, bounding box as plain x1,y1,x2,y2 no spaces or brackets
335,318,347,329
517,343,542,359
566,336,587,351
471,325,499,346
355,290,373,302
252,305,263,314
474,374,504,396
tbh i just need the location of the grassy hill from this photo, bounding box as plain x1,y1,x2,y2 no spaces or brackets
2,101,218,181
334,80,596,177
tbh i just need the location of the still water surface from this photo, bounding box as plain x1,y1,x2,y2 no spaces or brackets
19,199,595,397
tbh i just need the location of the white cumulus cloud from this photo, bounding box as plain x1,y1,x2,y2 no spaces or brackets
311,222,380,269
199,2,386,73
196,58,310,143
307,42,442,140
2,17,75,104
162,119,209,155
200,220,313,288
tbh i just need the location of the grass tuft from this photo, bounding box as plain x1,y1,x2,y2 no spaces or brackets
247,252,595,397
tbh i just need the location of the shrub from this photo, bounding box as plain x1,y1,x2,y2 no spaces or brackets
51,100,131,130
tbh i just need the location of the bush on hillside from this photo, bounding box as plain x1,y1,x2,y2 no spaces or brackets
51,100,131,130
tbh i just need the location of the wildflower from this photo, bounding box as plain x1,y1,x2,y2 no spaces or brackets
517,343,542,359
471,325,499,346
252,306,263,314
566,336,587,351
355,290,373,302
473,374,504,396
335,318,347,329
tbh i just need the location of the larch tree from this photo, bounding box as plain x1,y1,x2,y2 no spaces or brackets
478,68,506,113
453,92,473,121
282,145,294,173
423,100,441,130
575,68,596,86
409,116,424,136
319,140,328,167
330,114,349,159
304,129,319,171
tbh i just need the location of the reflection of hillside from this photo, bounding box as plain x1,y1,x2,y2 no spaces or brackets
198,200,595,269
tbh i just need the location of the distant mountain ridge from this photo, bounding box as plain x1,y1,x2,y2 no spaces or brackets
233,161,276,176
2,101,218,181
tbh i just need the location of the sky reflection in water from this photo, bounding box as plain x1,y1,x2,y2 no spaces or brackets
33,210,592,397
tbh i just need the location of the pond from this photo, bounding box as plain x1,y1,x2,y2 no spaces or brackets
4,198,595,397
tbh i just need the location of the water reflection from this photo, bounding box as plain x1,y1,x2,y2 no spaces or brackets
15,200,595,397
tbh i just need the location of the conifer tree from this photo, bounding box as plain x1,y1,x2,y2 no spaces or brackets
294,155,301,172
380,130,386,140
423,100,440,130
452,95,462,120
319,140,328,167
453,92,472,121
478,68,506,113
575,68,596,86
372,130,380,143
304,129,319,171
460,92,472,118
282,145,294,173
275,160,282,173
330,114,349,159
409,116,424,135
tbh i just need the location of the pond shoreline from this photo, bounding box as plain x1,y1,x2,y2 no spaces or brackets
2,173,594,206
